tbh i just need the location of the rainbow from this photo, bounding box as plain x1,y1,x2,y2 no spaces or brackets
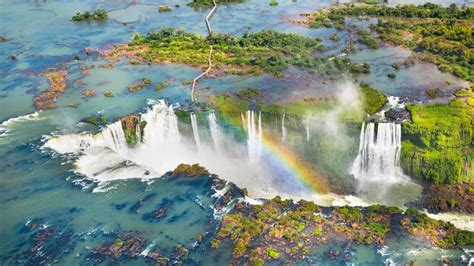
217,111,331,194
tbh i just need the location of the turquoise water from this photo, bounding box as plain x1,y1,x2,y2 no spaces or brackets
1,0,473,264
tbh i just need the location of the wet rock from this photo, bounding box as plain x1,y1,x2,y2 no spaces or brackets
325,250,341,260
0,35,7,42
89,232,147,263
171,163,209,178
385,108,409,122
129,193,157,214
114,203,128,211
9,54,17,60
81,89,96,97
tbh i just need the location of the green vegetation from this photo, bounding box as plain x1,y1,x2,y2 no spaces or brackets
83,115,108,127
425,87,440,98
128,77,151,92
72,9,107,22
372,18,473,81
360,82,386,114
213,197,473,264
158,5,173,12
325,3,473,19
401,99,473,184
269,0,278,6
307,3,473,81
236,87,262,100
188,0,246,7
329,34,341,42
357,29,379,49
127,28,377,76
172,163,209,177
267,249,280,259
155,80,171,90
120,115,145,146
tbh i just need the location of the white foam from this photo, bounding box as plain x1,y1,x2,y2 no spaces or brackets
0,111,43,137
425,211,474,231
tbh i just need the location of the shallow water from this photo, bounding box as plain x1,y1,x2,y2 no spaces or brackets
1,0,473,264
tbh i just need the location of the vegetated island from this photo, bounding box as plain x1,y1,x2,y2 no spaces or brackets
300,3,473,81
106,28,372,77
72,8,108,22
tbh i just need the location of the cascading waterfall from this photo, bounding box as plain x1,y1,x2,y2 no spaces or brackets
44,121,128,156
140,101,180,146
281,113,286,142
245,110,262,162
207,112,221,148
351,122,405,184
305,116,310,142
190,113,201,149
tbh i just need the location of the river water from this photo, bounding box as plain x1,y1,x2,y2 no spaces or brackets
1,0,472,264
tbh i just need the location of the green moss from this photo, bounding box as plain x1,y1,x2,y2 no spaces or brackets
267,249,280,259
360,83,387,115
366,222,390,237
313,228,323,236
401,100,473,184
209,94,249,116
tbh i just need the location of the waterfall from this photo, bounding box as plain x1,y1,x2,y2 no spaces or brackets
102,122,128,155
207,112,221,148
190,113,201,149
305,116,310,142
281,113,286,142
245,110,262,162
351,122,405,184
44,121,128,156
140,101,180,146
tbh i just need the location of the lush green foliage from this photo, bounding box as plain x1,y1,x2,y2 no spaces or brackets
359,83,386,114
128,28,374,75
72,9,107,21
401,99,473,184
307,3,473,81
214,198,473,263
326,3,473,19
357,29,379,49
372,18,473,81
